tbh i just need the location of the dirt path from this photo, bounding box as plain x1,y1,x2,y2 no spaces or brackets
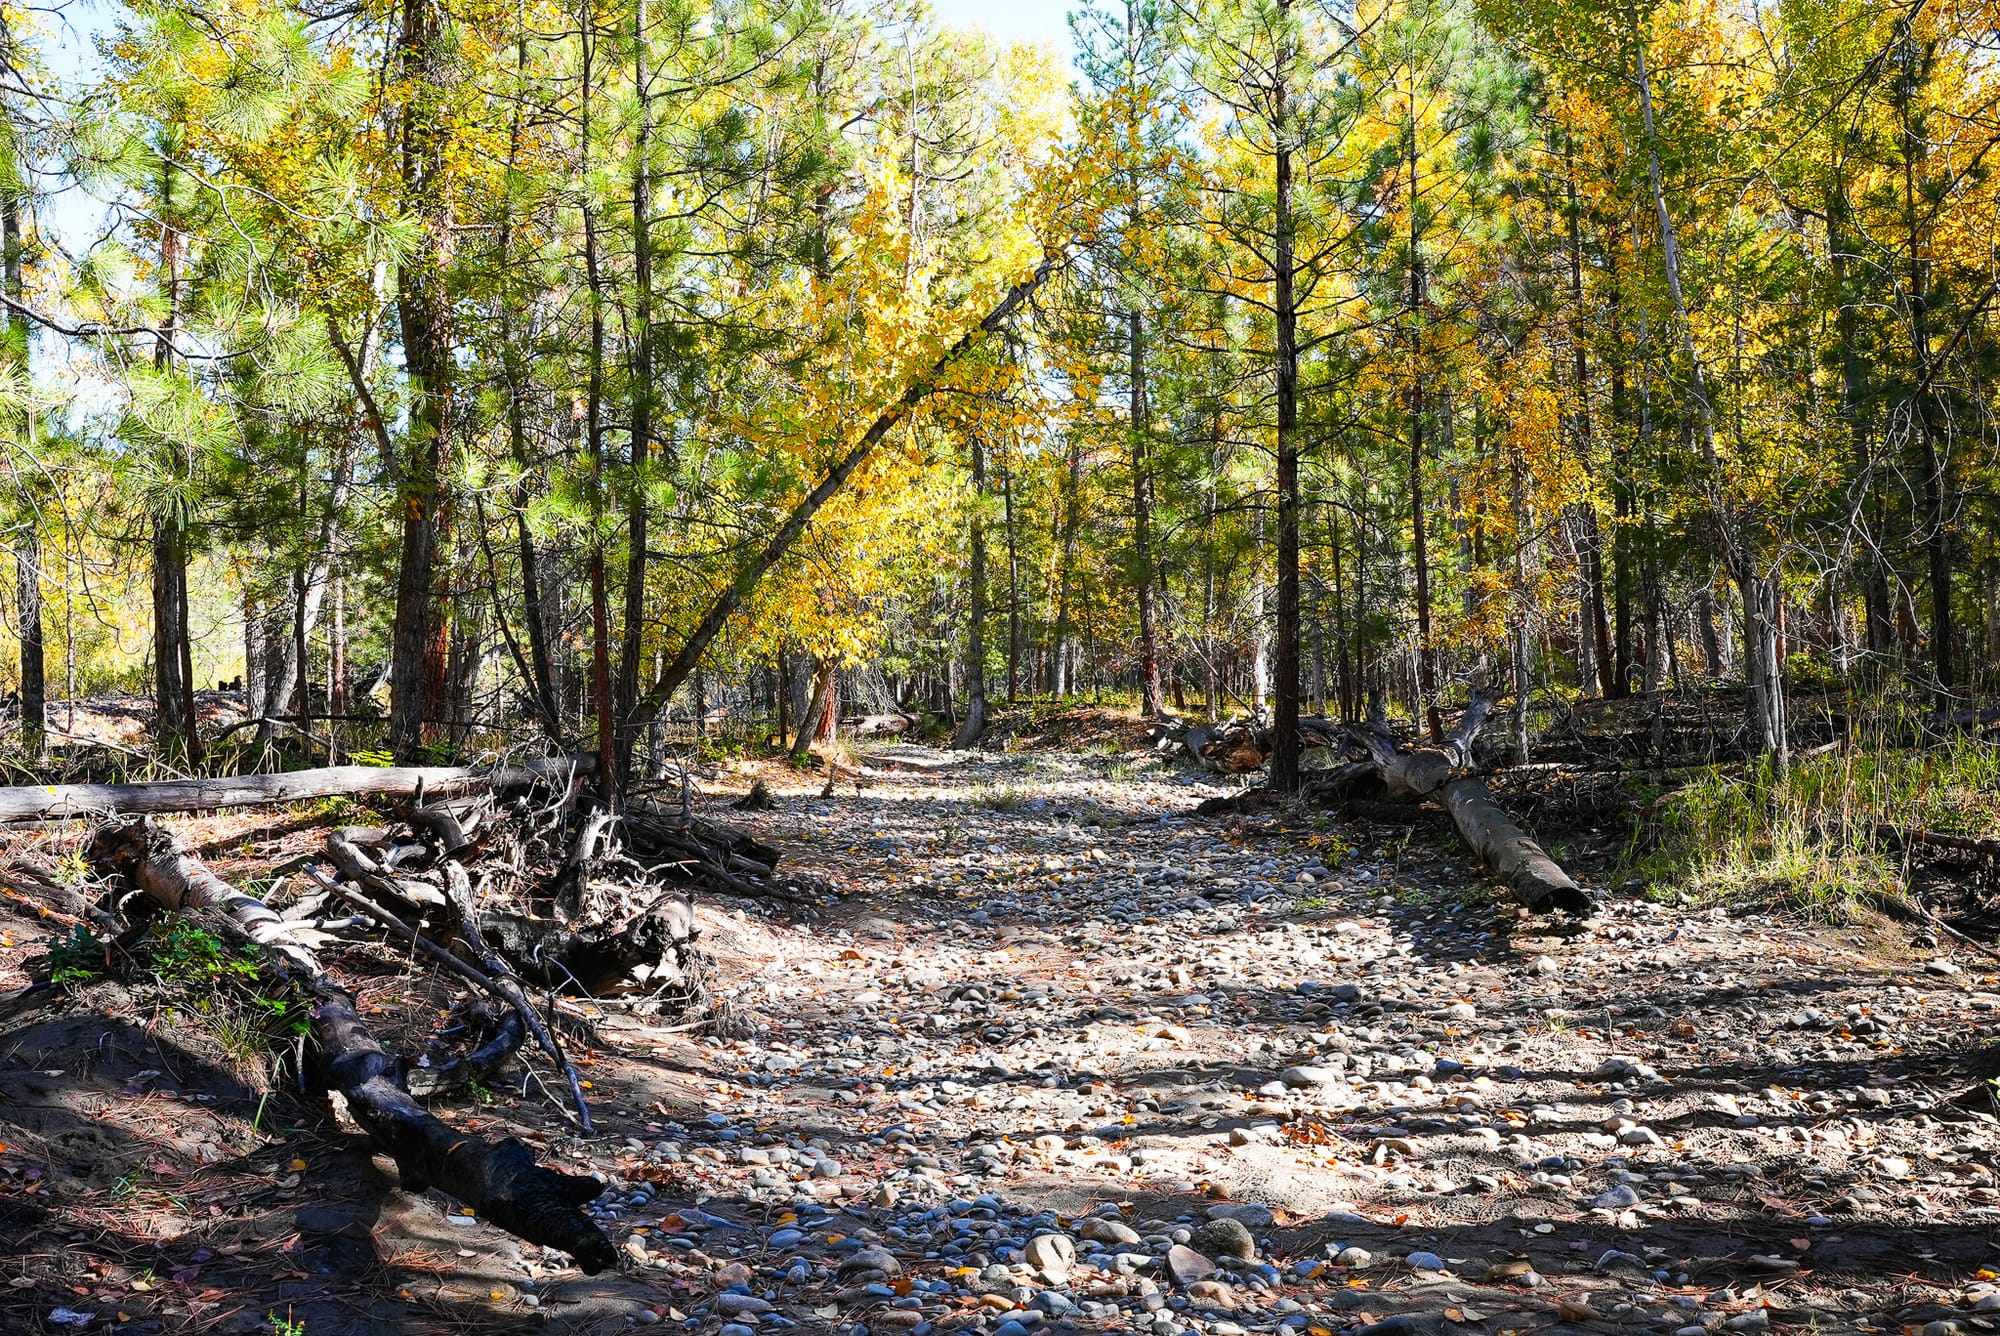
3,747,1998,1336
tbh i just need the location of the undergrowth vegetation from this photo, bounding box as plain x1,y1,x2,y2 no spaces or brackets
1633,738,2000,917
46,919,308,1067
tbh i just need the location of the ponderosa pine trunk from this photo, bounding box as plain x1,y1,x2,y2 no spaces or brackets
150,157,200,767
1271,0,1302,792
388,0,458,763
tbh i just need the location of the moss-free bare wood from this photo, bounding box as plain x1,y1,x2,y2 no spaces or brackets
0,755,590,824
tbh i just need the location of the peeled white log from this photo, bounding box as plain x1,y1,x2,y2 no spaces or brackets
0,755,591,824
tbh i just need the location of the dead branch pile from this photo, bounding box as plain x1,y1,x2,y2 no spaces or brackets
64,765,831,1272
1153,716,1345,773
85,816,620,1273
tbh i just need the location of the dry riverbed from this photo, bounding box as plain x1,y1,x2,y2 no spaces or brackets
2,745,1997,1336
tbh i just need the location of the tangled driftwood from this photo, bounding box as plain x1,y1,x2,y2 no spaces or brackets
85,817,619,1273
41,758,833,1271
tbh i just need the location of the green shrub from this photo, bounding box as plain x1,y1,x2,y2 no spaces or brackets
48,925,107,985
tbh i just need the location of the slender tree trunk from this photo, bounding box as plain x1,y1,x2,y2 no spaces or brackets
1510,449,1533,765
1202,452,1220,717
329,572,346,759
1406,112,1437,737
1827,163,1893,675
579,18,615,801
388,0,457,762
3,166,39,755
1895,23,1953,704
1130,310,1163,718
243,586,265,722
1003,455,1020,704
1607,252,1635,696
616,0,656,781
150,158,200,767
1271,6,1301,790
1633,12,1783,767
496,38,560,739
1565,151,1614,698
256,432,356,755
956,434,989,749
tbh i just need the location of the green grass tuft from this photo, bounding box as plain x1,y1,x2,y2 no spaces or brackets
1632,737,2000,917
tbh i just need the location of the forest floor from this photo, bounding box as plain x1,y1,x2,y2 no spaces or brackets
2,726,1999,1336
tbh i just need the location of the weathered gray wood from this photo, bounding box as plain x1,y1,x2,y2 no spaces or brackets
0,754,591,824
1441,778,1593,915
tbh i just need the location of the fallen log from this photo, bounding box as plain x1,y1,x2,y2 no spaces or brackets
1441,778,1594,915
1869,823,2000,861
0,755,592,824
844,712,916,739
86,816,617,1273
1201,689,1593,915
1336,693,1588,913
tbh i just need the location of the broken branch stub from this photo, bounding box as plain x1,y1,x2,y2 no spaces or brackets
85,816,618,1273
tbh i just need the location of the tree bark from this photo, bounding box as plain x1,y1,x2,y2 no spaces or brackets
388,0,458,762
150,156,200,767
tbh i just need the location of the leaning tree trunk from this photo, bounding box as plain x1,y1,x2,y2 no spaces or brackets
85,817,616,1273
